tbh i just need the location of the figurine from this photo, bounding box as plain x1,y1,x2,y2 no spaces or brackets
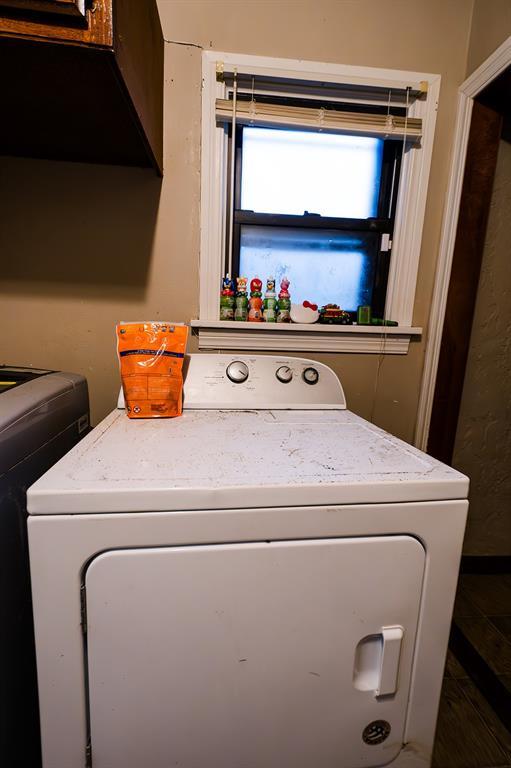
277,277,291,323
234,276,249,322
219,274,235,321
318,303,351,324
290,301,319,324
357,305,372,325
248,277,263,322
222,274,235,293
263,277,278,322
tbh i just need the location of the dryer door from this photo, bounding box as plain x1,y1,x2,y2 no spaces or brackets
85,536,425,768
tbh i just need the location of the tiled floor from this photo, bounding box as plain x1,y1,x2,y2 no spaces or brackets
432,574,511,768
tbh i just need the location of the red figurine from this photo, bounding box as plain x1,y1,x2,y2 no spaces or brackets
248,277,263,322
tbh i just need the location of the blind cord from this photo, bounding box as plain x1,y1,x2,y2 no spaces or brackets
227,70,238,279
370,86,410,425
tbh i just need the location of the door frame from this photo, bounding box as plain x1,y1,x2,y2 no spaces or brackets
415,35,511,450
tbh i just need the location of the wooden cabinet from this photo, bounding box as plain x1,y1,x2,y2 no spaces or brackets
0,0,163,173
0,1,86,19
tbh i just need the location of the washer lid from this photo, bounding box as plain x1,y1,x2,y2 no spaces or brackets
0,370,88,476
27,408,468,514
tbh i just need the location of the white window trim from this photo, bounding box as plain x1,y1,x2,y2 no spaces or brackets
196,50,440,354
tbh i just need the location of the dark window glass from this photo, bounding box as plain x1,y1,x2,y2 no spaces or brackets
239,226,379,311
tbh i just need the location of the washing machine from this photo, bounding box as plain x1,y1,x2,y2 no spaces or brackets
27,355,468,768
0,366,89,768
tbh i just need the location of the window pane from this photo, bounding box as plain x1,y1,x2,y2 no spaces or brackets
240,127,383,219
239,226,377,312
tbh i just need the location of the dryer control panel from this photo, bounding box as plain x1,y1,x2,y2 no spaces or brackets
182,354,345,410
117,354,346,410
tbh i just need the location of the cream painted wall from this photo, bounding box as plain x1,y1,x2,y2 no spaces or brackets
466,0,511,75
452,140,511,555
0,0,474,437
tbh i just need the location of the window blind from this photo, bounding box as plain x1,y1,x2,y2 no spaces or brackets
215,98,421,142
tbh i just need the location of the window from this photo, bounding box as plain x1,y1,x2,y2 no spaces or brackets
233,123,401,317
196,52,440,353
239,128,383,218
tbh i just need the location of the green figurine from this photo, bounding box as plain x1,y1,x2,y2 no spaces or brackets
263,277,277,322
234,276,249,321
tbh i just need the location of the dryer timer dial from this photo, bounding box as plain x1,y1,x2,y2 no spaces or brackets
276,366,293,384
226,361,249,383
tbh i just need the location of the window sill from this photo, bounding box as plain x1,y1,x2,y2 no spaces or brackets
190,320,422,354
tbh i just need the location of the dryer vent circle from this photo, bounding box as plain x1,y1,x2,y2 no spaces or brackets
362,720,391,745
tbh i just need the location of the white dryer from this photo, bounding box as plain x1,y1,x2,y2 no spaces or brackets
27,355,468,768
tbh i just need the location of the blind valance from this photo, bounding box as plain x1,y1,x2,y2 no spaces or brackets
215,98,421,142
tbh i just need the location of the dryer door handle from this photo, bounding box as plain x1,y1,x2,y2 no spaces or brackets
376,626,404,697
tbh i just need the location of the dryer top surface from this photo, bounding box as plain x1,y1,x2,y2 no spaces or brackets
27,408,468,514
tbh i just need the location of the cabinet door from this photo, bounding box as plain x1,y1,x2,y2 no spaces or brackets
0,1,85,18
85,536,425,768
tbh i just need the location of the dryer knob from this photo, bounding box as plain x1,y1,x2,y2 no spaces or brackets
303,366,319,385
226,361,249,383
276,366,293,384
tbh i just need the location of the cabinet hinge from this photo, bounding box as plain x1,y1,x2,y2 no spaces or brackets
85,738,92,768
80,584,87,635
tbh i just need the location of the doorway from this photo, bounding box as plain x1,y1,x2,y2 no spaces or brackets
426,63,511,557
417,39,511,767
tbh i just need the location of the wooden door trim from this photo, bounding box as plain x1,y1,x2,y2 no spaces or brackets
414,35,511,451
426,101,502,462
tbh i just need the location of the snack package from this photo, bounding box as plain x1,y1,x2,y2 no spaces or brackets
116,321,188,419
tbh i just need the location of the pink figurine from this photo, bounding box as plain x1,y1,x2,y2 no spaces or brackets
279,277,290,299
277,277,291,323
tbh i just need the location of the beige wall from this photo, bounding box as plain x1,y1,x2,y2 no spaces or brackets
452,140,511,555
466,0,511,75
0,0,474,437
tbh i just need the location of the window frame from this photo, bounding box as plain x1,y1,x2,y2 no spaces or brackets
196,51,441,354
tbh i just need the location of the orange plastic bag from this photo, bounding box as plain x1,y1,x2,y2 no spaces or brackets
116,322,188,418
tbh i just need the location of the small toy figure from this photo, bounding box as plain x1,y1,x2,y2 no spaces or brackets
277,277,291,323
318,303,351,324
234,276,249,321
263,277,278,322
370,318,398,326
357,305,372,325
219,274,235,321
290,300,319,324
236,276,248,294
222,275,234,292
248,277,263,322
